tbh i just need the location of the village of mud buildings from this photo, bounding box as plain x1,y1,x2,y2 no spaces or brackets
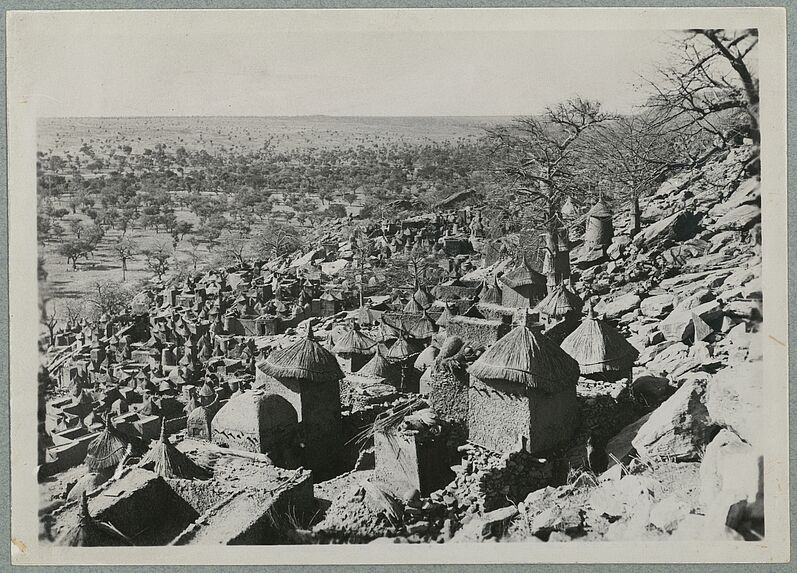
34,30,765,548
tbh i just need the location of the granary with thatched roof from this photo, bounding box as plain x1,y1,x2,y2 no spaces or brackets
83,414,134,474
584,199,614,252
140,419,211,480
499,258,548,308
467,317,580,454
560,309,639,382
534,284,584,327
256,322,345,480
357,345,401,387
332,321,376,373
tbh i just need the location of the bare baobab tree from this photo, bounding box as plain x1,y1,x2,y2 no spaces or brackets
485,97,612,286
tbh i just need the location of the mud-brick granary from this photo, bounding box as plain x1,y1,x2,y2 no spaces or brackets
467,318,580,454
498,258,548,308
256,323,345,480
211,389,301,469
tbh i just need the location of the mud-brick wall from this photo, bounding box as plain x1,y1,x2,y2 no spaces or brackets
528,385,580,453
300,381,344,481
374,431,452,496
446,317,510,350
167,478,234,515
429,369,469,427
468,377,530,454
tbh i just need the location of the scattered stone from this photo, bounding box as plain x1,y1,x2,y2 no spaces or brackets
659,300,722,342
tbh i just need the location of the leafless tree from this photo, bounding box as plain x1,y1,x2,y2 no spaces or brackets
646,29,759,149
586,113,719,236
485,97,612,285
113,237,137,281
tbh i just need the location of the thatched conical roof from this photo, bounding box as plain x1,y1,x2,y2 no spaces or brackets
588,200,612,219
534,285,584,318
333,323,377,355
499,258,546,289
413,286,435,308
468,324,579,394
356,303,380,326
379,316,405,341
435,303,457,328
409,311,437,339
560,315,639,374
386,333,422,362
462,304,485,319
358,347,401,383
56,492,132,547
139,419,210,480
258,323,343,383
479,275,503,304
84,414,130,471
403,297,425,313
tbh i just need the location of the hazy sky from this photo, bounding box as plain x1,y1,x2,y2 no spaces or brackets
9,10,684,117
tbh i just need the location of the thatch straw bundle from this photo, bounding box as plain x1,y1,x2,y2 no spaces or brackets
560,315,639,374
534,285,584,318
333,323,377,355
258,323,344,383
56,493,132,547
139,419,210,480
84,414,130,472
468,324,579,394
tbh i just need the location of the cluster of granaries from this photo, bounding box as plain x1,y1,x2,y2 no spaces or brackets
42,246,639,487
40,202,636,544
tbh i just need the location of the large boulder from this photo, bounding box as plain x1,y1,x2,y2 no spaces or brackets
713,204,761,231
705,360,763,446
633,210,700,248
632,378,716,461
640,294,676,318
659,300,723,342
708,177,760,218
595,293,641,320
699,429,755,508
699,429,764,541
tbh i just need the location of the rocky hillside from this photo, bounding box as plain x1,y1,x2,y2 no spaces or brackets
457,143,764,543
309,142,765,545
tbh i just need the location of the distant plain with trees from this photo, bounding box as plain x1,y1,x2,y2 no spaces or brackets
37,30,758,327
